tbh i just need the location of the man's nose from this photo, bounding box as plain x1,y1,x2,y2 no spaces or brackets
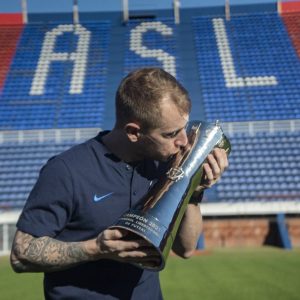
175,129,188,147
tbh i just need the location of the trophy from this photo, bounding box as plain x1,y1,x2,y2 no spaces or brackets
110,120,231,271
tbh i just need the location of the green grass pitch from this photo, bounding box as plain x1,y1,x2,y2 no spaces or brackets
1,247,300,300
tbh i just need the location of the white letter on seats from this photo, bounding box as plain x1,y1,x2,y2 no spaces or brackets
30,24,90,95
213,18,277,87
130,21,177,77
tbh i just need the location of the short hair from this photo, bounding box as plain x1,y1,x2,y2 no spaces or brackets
115,68,191,132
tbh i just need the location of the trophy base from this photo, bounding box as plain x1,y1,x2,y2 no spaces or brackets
111,209,171,271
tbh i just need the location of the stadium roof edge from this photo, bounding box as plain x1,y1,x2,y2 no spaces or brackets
25,3,277,23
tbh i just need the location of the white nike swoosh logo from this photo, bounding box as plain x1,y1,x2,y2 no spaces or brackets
93,192,114,202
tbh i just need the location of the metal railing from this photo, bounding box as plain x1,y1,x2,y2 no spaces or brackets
1,120,299,145
0,127,101,144
222,119,300,136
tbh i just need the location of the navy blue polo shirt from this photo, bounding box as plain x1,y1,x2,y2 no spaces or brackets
17,131,165,300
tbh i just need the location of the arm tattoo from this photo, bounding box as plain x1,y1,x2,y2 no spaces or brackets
11,232,92,273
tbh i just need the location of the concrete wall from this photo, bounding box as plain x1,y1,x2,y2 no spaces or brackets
203,217,300,248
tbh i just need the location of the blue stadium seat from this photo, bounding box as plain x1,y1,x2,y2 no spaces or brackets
193,13,300,122
0,22,111,130
209,130,300,203
0,140,79,209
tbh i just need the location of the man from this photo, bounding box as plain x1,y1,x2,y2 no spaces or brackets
11,68,228,299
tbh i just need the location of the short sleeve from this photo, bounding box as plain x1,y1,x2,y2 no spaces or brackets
17,157,74,238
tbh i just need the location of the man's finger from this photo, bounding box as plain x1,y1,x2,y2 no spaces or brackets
203,163,214,182
102,228,128,240
206,154,221,179
213,148,228,172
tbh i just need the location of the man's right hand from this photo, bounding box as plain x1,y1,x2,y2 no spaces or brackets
95,228,160,265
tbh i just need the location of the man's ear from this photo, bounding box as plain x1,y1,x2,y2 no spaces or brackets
125,123,141,142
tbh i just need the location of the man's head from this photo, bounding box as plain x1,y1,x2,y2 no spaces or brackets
114,68,191,161
115,68,191,132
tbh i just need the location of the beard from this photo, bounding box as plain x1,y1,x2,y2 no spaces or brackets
137,135,174,162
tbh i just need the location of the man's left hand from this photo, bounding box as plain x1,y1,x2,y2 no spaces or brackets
196,148,229,191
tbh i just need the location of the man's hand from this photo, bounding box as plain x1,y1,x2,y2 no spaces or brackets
95,228,160,265
197,148,229,191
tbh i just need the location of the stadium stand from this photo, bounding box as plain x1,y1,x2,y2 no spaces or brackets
0,11,299,205
0,128,98,210
125,18,178,78
0,141,73,209
2,123,299,212
282,12,300,58
0,3,300,253
0,25,23,91
0,22,110,130
193,13,300,122
215,130,300,203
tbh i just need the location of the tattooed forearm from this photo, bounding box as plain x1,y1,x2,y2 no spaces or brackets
11,231,94,273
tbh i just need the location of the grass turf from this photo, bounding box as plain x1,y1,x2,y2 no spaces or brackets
0,256,43,300
1,247,300,300
160,247,300,300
